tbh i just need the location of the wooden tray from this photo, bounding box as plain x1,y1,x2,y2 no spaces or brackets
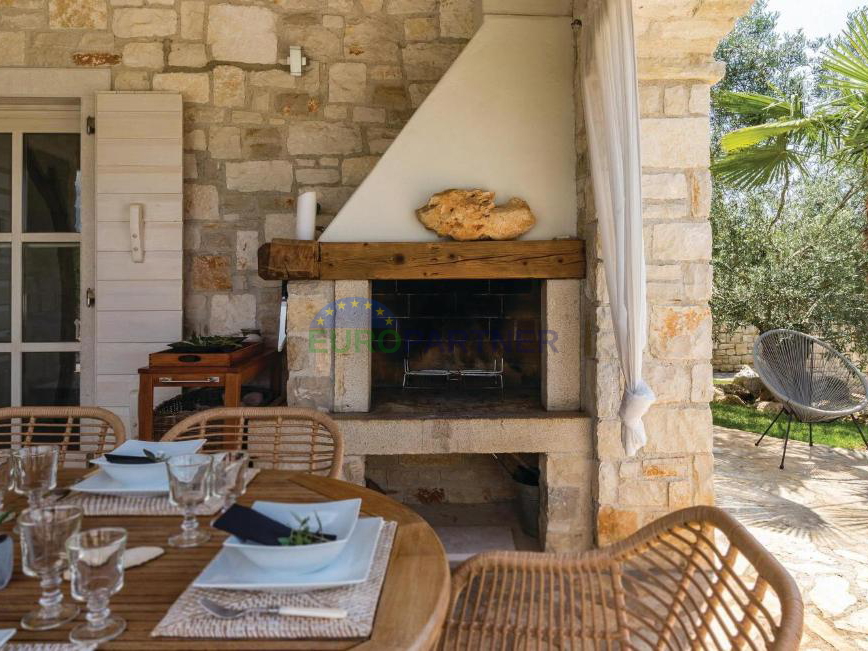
148,341,264,368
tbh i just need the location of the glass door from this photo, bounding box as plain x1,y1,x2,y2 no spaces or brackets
0,111,84,407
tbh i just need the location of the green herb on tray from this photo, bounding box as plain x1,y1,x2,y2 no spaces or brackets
277,513,333,546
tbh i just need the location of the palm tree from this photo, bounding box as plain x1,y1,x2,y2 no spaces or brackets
713,9,868,221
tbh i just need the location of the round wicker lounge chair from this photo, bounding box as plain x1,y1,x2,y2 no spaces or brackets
438,506,803,650
752,329,868,468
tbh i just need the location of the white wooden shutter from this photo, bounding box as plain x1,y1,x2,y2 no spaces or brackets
94,92,183,436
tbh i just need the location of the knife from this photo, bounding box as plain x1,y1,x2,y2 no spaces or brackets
277,280,288,352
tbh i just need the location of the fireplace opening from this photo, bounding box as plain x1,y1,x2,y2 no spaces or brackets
370,279,544,412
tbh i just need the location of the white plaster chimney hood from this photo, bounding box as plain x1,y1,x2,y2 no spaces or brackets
319,3,578,243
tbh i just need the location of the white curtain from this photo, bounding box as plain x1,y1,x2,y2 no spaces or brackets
581,0,655,456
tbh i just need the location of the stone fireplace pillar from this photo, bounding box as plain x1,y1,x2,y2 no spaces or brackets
575,0,752,547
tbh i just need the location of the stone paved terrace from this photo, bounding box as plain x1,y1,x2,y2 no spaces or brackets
715,426,868,649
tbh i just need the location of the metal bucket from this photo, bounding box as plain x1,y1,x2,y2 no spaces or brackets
515,480,540,538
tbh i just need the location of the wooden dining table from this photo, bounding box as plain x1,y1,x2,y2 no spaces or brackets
0,469,451,650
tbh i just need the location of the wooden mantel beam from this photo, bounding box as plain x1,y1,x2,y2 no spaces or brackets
258,239,586,281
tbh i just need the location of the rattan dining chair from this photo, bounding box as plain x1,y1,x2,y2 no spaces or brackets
753,329,868,469
438,506,803,651
161,407,344,478
0,406,126,467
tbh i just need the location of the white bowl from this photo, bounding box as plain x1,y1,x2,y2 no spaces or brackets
223,499,362,573
91,440,205,486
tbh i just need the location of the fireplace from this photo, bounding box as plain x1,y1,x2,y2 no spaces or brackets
370,279,544,412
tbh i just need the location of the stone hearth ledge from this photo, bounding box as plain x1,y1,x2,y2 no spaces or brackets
333,411,592,456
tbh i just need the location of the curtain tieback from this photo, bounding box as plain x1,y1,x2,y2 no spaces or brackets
619,382,656,456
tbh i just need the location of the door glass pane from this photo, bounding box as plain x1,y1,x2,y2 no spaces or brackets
0,133,10,232
0,244,8,342
0,353,8,408
23,243,80,342
23,133,81,233
23,352,79,406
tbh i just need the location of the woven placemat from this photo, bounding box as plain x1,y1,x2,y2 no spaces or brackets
5,644,78,650
151,520,397,640
64,469,260,516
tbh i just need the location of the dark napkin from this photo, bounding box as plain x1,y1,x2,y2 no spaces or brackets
212,504,336,546
103,454,160,465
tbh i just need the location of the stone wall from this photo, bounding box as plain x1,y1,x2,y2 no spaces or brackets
577,0,753,547
713,326,758,372
0,0,476,343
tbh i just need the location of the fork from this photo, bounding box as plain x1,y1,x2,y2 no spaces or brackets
199,597,347,620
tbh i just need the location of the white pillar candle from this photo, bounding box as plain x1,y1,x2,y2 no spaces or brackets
296,191,317,240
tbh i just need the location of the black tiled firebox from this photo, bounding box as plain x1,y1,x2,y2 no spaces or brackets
371,279,543,399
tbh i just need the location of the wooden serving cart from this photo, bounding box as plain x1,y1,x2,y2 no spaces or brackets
137,342,282,442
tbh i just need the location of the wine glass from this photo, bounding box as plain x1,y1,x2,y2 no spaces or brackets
166,454,212,548
209,451,249,511
66,528,128,646
12,445,59,507
18,504,83,630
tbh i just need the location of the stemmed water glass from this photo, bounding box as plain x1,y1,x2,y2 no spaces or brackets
18,504,83,630
66,527,128,646
210,451,249,511
0,451,10,516
166,454,212,548
12,445,59,507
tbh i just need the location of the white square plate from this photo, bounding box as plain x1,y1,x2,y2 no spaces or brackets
77,440,206,495
70,469,168,496
193,517,384,591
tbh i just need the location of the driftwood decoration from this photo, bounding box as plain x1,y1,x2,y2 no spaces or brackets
416,189,536,241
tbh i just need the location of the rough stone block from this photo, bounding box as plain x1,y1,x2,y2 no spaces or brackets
341,156,379,185
341,455,366,485
642,172,688,201
122,42,163,69
208,4,277,64
344,15,402,62
294,168,339,185
183,184,219,220
328,61,367,103
651,222,712,262
112,8,176,37
333,280,372,413
264,213,296,242
153,72,210,104
542,279,582,411
0,31,26,65
641,406,713,455
180,0,204,39
597,506,639,545
649,305,712,360
286,121,363,155
191,255,231,290
439,0,476,38
404,16,438,41
168,43,207,67
663,85,689,115
235,230,258,271
225,160,293,192
50,0,107,29
638,84,661,116
282,21,342,62
208,126,240,160
387,0,436,13
640,117,710,168
403,42,462,80
352,106,385,123
209,293,256,334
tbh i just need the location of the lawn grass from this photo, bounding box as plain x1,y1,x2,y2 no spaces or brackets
711,402,868,450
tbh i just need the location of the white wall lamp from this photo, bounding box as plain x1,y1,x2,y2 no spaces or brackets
286,46,308,76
